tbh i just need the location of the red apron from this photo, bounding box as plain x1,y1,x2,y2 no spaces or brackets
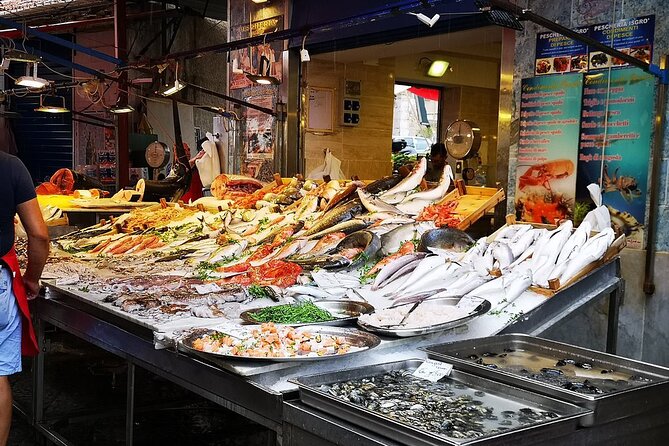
0,247,39,356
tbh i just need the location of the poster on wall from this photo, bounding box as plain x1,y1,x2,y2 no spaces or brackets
535,28,589,76
588,15,654,71
515,73,583,223
244,94,275,160
576,68,655,249
230,16,283,90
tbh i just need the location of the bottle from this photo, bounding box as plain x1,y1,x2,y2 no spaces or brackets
474,156,487,186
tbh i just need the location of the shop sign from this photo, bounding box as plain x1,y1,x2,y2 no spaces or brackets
588,15,654,71
535,28,589,76
534,15,654,75
576,68,655,249
515,73,583,223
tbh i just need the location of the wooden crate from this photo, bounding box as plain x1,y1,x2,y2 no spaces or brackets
437,182,505,231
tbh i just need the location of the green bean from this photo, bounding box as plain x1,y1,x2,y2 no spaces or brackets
248,302,334,324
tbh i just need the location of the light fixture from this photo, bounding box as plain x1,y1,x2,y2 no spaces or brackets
16,62,49,89
108,97,135,114
35,94,69,113
409,12,440,27
246,55,280,85
3,50,41,63
427,59,450,77
160,61,186,96
300,34,310,62
251,0,268,3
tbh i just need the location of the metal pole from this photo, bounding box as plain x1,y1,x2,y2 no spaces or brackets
126,362,135,445
187,83,276,116
115,0,130,188
643,55,668,295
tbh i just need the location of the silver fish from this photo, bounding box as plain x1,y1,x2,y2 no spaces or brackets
399,165,453,203
357,189,403,214
371,253,426,291
380,157,427,199
304,219,369,240
380,221,435,255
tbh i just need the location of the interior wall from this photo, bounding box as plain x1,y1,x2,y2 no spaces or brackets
302,58,394,180
394,53,500,90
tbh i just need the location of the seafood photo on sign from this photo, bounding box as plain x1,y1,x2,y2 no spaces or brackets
515,160,576,224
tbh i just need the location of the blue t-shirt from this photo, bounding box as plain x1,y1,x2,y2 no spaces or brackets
0,152,36,257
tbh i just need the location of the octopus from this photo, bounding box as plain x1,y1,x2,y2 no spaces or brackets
607,205,642,238
601,164,641,202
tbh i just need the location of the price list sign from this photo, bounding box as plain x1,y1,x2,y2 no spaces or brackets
516,73,583,223
576,68,655,248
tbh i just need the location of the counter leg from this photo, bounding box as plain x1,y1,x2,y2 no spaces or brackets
606,280,623,354
126,362,135,445
32,318,44,427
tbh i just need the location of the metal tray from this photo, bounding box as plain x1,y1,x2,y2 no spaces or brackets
292,358,590,446
423,334,669,426
180,325,381,362
239,300,374,327
357,296,490,337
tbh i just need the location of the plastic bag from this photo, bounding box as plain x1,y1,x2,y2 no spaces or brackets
195,133,221,187
307,148,345,180
581,183,611,231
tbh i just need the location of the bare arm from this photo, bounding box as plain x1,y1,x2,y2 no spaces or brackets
16,198,49,299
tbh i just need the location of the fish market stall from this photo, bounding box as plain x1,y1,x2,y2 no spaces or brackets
30,169,628,444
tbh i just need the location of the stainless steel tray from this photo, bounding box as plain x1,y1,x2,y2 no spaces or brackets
239,300,374,327
180,325,380,362
357,297,490,337
422,334,669,426
292,358,590,446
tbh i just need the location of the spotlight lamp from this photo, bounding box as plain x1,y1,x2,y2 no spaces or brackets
109,98,135,114
160,61,186,96
16,62,49,89
35,94,69,113
420,57,450,78
246,55,280,85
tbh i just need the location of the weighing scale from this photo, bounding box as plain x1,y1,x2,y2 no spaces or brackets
445,119,481,183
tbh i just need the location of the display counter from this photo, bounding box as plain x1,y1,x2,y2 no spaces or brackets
26,258,623,445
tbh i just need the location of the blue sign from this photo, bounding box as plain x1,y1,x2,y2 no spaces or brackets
535,28,589,76
588,15,654,70
576,68,655,248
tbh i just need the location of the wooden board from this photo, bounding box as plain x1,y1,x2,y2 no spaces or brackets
436,184,505,231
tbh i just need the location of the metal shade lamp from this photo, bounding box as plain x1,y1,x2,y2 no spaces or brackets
35,94,69,113
17,62,49,89
160,61,187,96
246,55,280,85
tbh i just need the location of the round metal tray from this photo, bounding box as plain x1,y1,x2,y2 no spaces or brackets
357,296,491,338
239,300,374,327
180,325,381,362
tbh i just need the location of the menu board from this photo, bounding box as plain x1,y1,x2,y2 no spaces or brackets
535,15,654,75
515,73,583,223
576,68,655,248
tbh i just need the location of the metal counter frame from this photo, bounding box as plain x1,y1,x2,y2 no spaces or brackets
24,258,623,445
